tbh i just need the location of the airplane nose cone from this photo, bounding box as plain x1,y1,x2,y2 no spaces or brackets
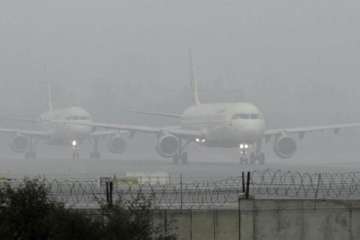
232,120,265,142
69,124,92,137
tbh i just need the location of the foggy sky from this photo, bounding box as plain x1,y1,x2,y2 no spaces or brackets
1,0,360,129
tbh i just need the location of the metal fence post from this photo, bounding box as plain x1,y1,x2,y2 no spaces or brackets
238,196,241,240
245,172,251,199
105,181,109,204
109,181,113,206
180,174,183,211
314,173,322,209
242,172,246,193
106,180,113,207
164,209,168,236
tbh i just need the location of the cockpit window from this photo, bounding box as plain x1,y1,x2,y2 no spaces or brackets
232,113,260,120
250,114,259,119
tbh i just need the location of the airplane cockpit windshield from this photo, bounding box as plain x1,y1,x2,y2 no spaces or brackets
232,113,260,120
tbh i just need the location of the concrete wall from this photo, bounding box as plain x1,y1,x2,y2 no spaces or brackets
155,200,360,240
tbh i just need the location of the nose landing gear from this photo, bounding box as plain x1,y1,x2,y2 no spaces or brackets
239,143,265,165
240,153,266,165
89,137,101,160
240,156,249,165
72,140,80,160
24,137,37,160
72,150,80,160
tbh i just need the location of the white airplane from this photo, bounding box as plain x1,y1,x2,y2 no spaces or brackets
60,56,360,165
0,84,128,159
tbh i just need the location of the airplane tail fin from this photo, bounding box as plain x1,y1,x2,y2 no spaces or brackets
188,49,200,105
47,82,54,113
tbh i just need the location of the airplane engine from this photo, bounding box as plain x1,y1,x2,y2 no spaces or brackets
156,134,180,158
107,135,127,154
273,136,297,159
10,135,28,153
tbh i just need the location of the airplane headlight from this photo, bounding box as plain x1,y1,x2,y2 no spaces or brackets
72,140,77,147
240,144,250,149
201,138,206,143
195,138,200,143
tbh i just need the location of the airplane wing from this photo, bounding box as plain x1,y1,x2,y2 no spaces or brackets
128,110,182,119
90,130,128,138
0,128,50,138
62,121,205,140
265,122,360,138
0,115,39,123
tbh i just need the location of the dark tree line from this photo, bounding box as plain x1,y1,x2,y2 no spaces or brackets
0,179,175,240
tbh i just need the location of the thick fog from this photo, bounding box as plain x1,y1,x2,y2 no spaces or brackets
0,0,360,174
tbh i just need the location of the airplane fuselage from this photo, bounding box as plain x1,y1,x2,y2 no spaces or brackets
39,107,93,145
181,102,266,148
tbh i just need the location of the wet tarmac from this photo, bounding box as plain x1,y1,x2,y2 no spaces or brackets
1,152,360,180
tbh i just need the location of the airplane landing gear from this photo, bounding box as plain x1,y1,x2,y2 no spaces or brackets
240,152,266,165
90,138,101,160
249,152,265,165
172,139,190,165
25,138,37,160
172,156,179,164
172,152,188,165
240,156,249,165
178,152,188,164
256,152,265,165
239,142,266,165
72,150,80,160
71,140,80,160
181,152,188,164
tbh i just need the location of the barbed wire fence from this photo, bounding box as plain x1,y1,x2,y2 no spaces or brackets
5,169,360,209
